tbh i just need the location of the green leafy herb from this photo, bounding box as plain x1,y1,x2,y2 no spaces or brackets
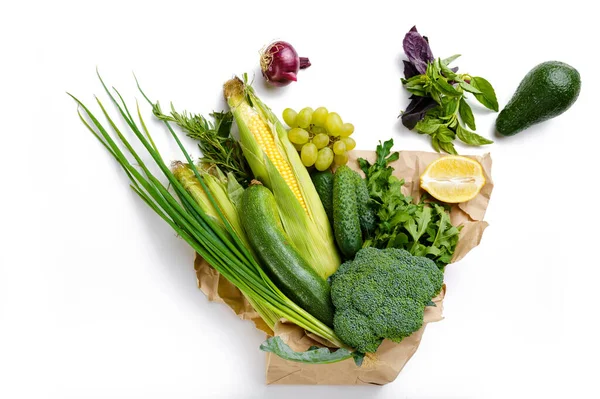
458,98,476,130
260,336,361,365
400,27,497,154
152,103,252,185
456,125,493,146
359,139,461,268
470,76,499,112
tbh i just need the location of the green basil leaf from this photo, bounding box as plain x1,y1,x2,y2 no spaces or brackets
402,75,425,85
430,89,442,105
470,77,499,111
440,63,457,80
427,62,440,80
406,87,428,97
439,140,458,154
456,125,494,146
431,136,441,152
415,117,443,134
434,57,442,73
434,78,462,97
459,81,482,94
442,97,459,116
441,54,461,65
436,126,456,143
458,98,476,130
260,336,354,365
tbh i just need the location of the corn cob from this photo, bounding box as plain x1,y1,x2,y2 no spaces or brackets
224,77,340,278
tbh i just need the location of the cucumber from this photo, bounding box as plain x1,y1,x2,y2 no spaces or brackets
311,170,334,224
333,166,362,259
354,173,376,236
240,184,334,326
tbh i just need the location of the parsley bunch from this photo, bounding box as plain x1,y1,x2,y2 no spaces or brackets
359,139,461,268
400,26,498,154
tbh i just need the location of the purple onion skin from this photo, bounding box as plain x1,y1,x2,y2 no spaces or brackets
260,41,311,87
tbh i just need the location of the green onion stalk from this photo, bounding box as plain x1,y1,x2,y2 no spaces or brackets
171,160,277,328
69,73,346,349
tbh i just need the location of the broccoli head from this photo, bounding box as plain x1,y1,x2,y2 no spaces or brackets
330,248,443,353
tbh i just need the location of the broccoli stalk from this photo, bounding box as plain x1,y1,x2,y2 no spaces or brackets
330,248,443,354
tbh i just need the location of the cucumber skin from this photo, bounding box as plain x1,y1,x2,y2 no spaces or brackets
240,185,334,327
354,173,376,236
333,166,363,259
311,170,334,224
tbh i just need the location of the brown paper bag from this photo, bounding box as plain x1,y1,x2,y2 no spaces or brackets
194,150,493,385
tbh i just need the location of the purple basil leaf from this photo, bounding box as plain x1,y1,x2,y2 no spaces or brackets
403,60,420,79
401,96,437,130
451,66,459,73
403,26,434,75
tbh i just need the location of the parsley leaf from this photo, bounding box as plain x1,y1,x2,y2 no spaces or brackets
359,139,461,268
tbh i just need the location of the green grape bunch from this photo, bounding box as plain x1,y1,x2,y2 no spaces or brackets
282,107,356,171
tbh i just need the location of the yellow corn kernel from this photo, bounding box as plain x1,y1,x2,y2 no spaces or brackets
239,103,307,212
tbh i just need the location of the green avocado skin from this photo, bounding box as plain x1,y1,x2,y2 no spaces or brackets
496,61,581,136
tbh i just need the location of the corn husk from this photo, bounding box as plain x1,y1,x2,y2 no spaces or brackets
224,77,340,278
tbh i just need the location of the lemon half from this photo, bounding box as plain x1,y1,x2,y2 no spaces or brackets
420,155,485,203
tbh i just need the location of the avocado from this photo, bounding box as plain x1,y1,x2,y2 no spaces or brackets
496,61,581,136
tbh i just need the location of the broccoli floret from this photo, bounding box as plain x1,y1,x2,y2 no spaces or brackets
331,248,444,353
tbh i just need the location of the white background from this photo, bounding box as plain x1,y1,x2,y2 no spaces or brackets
1,1,598,398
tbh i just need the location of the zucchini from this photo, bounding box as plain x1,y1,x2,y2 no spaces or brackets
240,184,334,326
333,166,362,259
311,170,334,224
354,173,376,236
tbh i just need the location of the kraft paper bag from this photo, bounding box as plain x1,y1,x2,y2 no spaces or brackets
194,150,493,385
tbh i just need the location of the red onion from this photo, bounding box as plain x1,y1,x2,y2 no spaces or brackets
260,41,311,87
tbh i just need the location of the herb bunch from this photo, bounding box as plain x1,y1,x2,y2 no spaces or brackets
401,26,498,154
153,103,252,185
359,139,461,268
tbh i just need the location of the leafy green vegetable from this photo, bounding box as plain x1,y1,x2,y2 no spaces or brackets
152,103,252,185
470,76,499,112
260,336,359,365
359,139,461,268
400,27,497,154
458,98,476,130
330,248,444,353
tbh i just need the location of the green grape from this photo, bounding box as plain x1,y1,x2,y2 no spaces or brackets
293,142,304,151
311,107,329,126
341,137,356,151
301,143,318,167
315,147,334,171
296,107,314,129
333,140,347,155
312,133,329,149
334,152,349,166
339,123,354,137
288,128,309,145
325,112,343,136
282,108,298,127
311,126,327,134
